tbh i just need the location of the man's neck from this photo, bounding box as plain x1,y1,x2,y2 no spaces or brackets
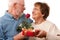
8,10,19,20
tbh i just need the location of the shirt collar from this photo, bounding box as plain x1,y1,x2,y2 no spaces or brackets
5,11,25,20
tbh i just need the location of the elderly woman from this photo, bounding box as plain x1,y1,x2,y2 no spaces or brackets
29,2,60,40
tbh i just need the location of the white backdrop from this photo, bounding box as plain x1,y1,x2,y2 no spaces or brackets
0,0,60,29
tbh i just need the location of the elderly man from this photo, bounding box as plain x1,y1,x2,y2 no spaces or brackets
0,0,32,40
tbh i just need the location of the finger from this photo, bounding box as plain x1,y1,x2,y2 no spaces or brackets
36,31,43,37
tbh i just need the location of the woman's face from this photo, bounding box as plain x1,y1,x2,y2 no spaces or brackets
32,5,43,20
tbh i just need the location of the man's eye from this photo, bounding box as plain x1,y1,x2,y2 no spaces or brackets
35,8,38,10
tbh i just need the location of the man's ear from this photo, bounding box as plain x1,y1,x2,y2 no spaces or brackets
13,3,17,9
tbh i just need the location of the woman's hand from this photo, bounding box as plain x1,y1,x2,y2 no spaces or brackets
36,30,47,38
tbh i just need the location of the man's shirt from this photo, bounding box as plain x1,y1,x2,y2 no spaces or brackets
0,11,33,40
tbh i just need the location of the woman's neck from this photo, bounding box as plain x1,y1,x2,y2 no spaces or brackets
35,18,45,24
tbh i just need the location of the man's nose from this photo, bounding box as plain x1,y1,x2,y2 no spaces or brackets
24,7,25,10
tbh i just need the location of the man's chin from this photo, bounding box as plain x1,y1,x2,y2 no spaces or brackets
19,13,24,17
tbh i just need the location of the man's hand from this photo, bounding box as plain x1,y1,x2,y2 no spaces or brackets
13,32,25,40
36,30,47,38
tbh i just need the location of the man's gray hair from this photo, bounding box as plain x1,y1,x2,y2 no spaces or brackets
8,0,22,7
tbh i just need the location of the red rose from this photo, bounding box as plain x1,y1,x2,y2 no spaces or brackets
25,13,30,19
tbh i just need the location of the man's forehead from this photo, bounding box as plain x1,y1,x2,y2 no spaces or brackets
9,0,24,4
19,0,24,4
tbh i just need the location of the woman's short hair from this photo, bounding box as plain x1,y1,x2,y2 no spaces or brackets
34,2,50,20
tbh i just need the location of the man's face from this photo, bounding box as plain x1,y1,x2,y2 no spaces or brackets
32,5,43,20
14,0,25,16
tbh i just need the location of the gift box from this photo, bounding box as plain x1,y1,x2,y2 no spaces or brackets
22,29,40,37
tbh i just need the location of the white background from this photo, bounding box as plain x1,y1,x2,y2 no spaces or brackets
0,0,60,29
